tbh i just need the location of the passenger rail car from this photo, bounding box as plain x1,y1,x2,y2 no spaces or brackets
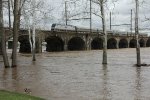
51,24,76,32
51,23,103,34
51,24,148,37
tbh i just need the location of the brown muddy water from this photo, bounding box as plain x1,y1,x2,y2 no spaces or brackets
0,48,150,100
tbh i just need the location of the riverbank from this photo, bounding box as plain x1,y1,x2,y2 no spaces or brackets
0,90,44,100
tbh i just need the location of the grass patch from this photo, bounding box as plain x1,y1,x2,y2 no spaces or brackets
0,90,45,100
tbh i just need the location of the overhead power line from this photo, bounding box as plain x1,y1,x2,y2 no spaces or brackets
111,24,131,26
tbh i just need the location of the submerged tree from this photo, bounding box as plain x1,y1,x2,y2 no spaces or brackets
135,0,141,66
11,0,19,67
92,0,118,64
10,0,52,65
64,0,118,64
22,0,53,61
91,0,108,64
0,0,10,68
100,0,107,64
31,0,36,61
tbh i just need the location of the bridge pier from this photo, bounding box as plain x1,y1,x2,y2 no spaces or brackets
64,44,68,51
35,36,42,53
64,38,68,51
85,34,91,50
144,41,146,47
127,40,130,48
116,39,119,49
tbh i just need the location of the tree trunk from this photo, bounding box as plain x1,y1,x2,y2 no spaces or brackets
8,0,11,29
101,2,107,64
0,0,10,68
12,0,19,67
32,25,36,61
0,0,2,55
135,0,141,66
32,0,36,61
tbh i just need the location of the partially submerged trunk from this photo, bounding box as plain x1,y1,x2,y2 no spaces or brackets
135,0,141,66
12,0,19,67
32,0,36,61
32,26,36,61
101,2,107,64
0,0,10,68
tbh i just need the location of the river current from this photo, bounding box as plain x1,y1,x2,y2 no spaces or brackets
0,48,150,100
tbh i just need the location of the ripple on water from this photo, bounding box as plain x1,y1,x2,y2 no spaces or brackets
0,48,150,100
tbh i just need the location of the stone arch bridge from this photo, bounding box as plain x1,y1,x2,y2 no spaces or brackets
17,29,150,53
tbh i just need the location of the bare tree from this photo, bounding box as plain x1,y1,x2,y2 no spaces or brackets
100,0,107,64
11,0,38,66
31,0,36,61
91,0,108,64
64,0,119,64
92,0,118,64
22,0,53,61
0,0,10,68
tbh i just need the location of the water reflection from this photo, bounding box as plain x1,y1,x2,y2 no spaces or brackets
12,67,19,92
102,65,111,100
3,68,9,80
134,67,142,100
12,67,18,80
2,68,19,91
2,68,9,89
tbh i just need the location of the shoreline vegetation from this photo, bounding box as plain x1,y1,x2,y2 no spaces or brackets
0,90,45,100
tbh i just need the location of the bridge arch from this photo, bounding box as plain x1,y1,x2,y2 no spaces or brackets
129,39,136,48
19,35,31,53
139,39,145,47
91,37,103,50
68,37,85,51
107,38,117,49
45,36,64,52
146,38,150,47
119,39,128,48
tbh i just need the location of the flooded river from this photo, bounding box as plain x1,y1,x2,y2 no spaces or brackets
0,48,150,100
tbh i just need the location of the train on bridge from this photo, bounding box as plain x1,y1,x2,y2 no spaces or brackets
51,23,148,37
51,23,100,33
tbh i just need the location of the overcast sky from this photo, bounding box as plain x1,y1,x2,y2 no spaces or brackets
2,0,146,33
45,0,150,34
3,0,149,34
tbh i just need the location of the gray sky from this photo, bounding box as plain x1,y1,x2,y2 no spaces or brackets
45,0,150,34
3,0,150,34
